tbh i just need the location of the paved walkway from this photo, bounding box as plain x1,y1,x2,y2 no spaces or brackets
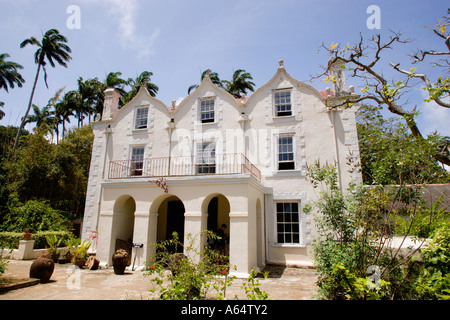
0,260,317,300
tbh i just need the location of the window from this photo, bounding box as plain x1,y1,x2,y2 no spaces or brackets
200,99,215,123
135,107,149,129
276,202,300,244
196,141,216,174
274,90,292,117
278,135,294,170
130,146,145,176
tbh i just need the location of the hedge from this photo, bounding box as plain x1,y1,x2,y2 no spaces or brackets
0,231,73,250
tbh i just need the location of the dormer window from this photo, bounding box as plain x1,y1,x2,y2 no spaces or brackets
274,90,292,117
199,98,215,123
135,107,149,129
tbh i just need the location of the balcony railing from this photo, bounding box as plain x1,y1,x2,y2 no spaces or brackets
108,153,261,181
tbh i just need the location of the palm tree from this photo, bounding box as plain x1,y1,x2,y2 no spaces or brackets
187,69,225,94
25,104,54,127
0,53,25,120
12,28,72,155
54,97,74,139
0,53,25,93
122,71,159,105
223,69,255,98
0,101,4,120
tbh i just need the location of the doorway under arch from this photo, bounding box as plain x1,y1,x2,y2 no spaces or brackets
111,195,136,260
204,194,230,255
156,195,185,252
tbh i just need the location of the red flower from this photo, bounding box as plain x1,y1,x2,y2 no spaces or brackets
222,269,227,274
152,266,156,270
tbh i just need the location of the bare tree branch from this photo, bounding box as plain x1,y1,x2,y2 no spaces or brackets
390,62,450,108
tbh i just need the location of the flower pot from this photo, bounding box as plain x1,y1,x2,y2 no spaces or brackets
74,258,86,268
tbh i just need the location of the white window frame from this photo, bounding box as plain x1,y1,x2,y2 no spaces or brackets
277,134,295,171
195,140,216,174
273,89,292,117
134,107,149,130
275,201,301,245
199,97,215,124
130,146,145,176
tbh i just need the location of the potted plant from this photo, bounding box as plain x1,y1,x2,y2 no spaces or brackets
45,234,62,263
67,238,91,268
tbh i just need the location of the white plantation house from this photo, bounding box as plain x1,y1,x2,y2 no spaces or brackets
81,59,362,276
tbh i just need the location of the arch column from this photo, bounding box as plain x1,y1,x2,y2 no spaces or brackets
229,211,252,277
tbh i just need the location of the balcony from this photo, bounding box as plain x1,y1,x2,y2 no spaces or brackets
108,153,261,181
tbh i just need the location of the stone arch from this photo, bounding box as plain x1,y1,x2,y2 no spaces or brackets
150,194,185,251
202,193,231,254
110,195,136,260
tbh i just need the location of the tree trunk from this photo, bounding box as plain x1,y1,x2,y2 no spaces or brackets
12,63,41,156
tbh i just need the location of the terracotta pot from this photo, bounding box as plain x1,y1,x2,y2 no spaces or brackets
74,258,86,268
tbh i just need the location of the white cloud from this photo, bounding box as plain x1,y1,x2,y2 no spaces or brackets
105,0,160,59
418,88,450,137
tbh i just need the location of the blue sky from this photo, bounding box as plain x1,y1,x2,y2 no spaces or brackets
0,0,449,136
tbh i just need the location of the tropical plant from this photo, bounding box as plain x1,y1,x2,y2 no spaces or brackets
45,234,62,262
121,71,159,105
0,53,25,120
67,238,91,265
0,53,25,93
12,29,72,155
147,231,234,300
223,69,255,98
187,69,225,94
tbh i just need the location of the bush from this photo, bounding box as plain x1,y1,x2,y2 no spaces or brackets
147,231,233,300
2,198,68,233
415,225,450,299
0,231,72,249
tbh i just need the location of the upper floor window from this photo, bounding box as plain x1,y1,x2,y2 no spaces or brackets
278,135,294,170
196,141,216,174
200,98,215,123
274,90,292,117
130,146,145,176
135,107,149,129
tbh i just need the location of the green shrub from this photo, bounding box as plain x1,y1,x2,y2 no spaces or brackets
415,226,450,299
2,199,68,233
0,231,72,249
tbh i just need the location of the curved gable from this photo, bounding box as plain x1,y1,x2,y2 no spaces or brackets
247,61,326,105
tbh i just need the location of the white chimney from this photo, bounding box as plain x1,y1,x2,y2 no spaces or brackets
102,88,120,120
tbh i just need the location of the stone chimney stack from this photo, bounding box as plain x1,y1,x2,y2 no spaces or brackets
328,58,348,97
102,88,120,120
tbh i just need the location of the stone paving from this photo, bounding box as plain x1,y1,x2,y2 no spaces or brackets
0,260,318,300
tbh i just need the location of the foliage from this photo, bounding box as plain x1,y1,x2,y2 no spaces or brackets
1,198,68,233
45,234,63,261
66,237,91,263
415,226,450,299
331,263,390,300
356,104,450,185
307,161,447,300
5,125,93,221
0,231,72,250
147,231,234,300
240,268,271,300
